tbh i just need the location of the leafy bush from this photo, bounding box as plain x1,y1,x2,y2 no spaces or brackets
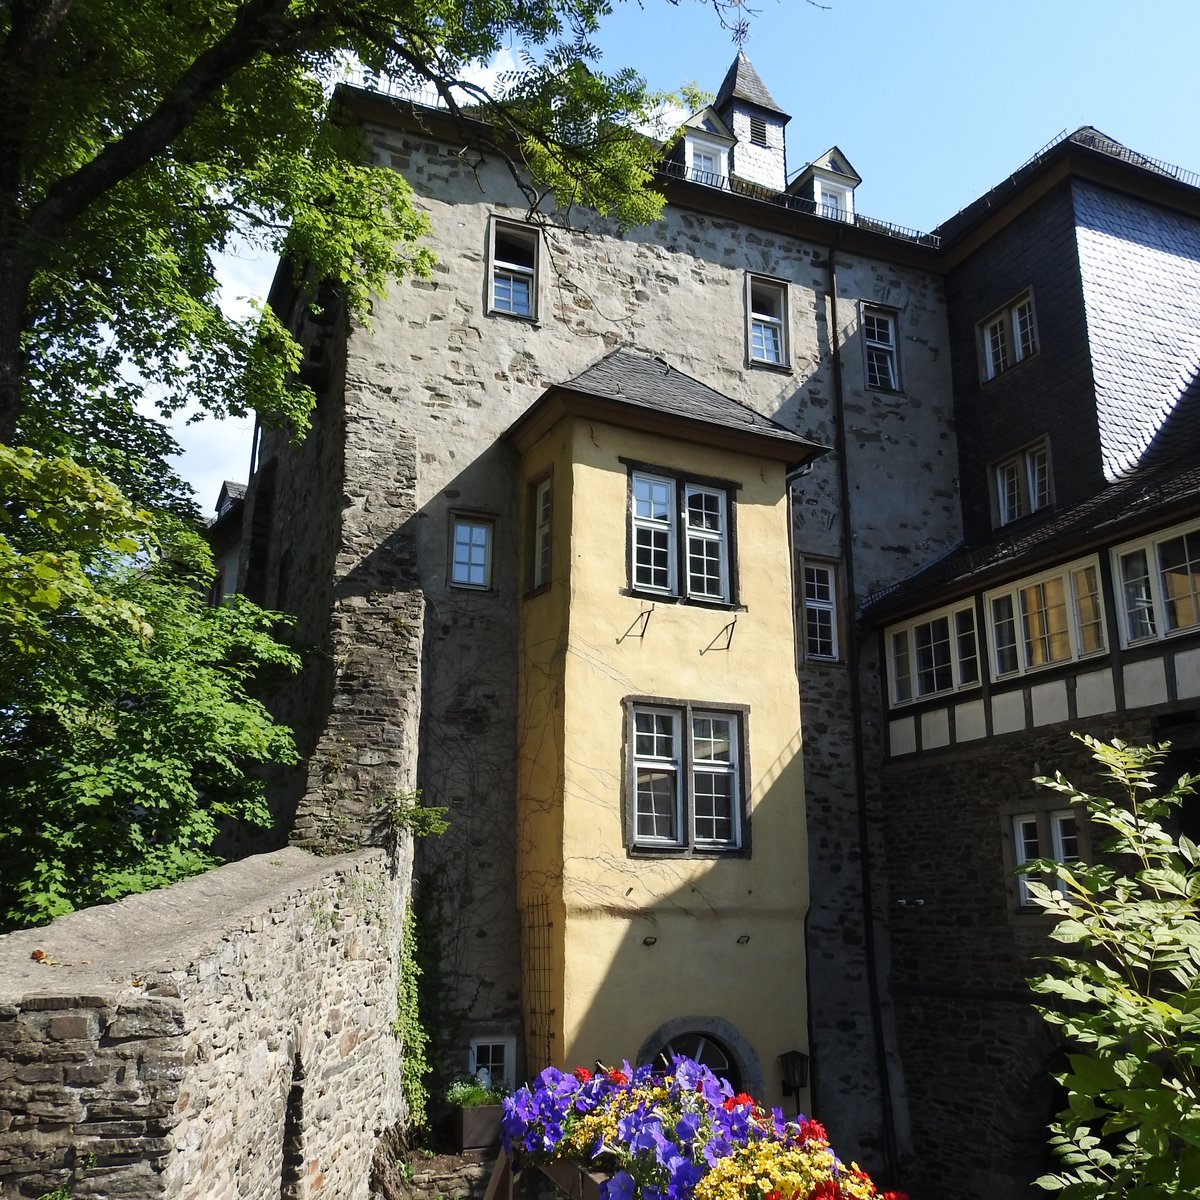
1025,734,1200,1198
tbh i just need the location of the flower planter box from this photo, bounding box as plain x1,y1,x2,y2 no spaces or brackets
456,1103,503,1153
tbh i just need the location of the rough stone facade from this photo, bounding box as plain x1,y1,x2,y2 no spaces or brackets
0,847,409,1200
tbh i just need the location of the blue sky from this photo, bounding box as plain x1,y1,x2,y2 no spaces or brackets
178,0,1200,509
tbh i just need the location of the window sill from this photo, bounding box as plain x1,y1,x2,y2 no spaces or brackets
486,309,541,328
980,351,1039,385
747,358,793,375
628,845,748,859
621,587,745,613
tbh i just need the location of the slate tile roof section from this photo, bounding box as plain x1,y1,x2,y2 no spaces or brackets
714,50,789,119
1074,179,1200,481
555,348,815,445
864,376,1200,622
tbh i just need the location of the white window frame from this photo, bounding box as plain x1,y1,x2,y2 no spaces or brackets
985,556,1106,678
885,600,980,706
862,306,900,391
531,476,553,590
628,701,745,853
684,135,729,188
469,1036,516,1091
815,180,853,222
450,516,494,590
800,559,840,661
630,470,733,605
1112,517,1200,646
991,438,1052,527
489,219,539,320
1009,807,1082,909
747,275,789,367
979,289,1038,381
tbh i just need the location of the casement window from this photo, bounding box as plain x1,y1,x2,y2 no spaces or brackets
450,516,494,589
1113,520,1200,645
692,150,717,182
979,290,1038,380
986,558,1105,677
627,702,746,852
685,137,728,187
530,476,553,590
630,470,733,604
887,601,980,705
800,560,839,661
749,116,768,147
748,276,789,367
490,221,539,319
469,1037,516,1090
862,307,900,391
816,181,852,222
1010,809,1082,908
991,439,1052,526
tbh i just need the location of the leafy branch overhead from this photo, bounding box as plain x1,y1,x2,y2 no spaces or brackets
1024,735,1200,1199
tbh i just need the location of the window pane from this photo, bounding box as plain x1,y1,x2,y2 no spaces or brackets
636,770,679,840
1013,814,1040,906
914,616,952,694
1120,548,1157,640
1014,298,1037,360
992,594,1019,675
493,227,536,317
1158,532,1200,632
1020,577,1070,666
692,771,735,843
1027,444,1050,510
684,488,727,600
986,317,1009,375
996,459,1021,524
891,631,911,702
633,475,675,592
451,520,491,587
751,319,782,363
955,608,979,684
1071,566,1104,654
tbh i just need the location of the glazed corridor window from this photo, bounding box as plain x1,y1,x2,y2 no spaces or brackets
862,308,899,390
450,517,493,589
1011,809,1080,908
629,704,744,851
748,277,788,366
980,290,1038,380
987,560,1105,677
992,440,1051,526
1114,521,1200,644
630,471,732,604
887,602,979,705
801,561,839,660
490,222,538,318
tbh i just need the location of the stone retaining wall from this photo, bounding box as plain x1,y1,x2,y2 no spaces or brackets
0,846,410,1200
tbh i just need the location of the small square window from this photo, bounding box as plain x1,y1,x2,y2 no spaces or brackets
490,221,539,320
451,517,493,589
862,307,900,391
748,276,789,367
469,1037,516,1090
979,290,1038,380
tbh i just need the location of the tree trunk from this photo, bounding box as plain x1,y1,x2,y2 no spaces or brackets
0,241,34,444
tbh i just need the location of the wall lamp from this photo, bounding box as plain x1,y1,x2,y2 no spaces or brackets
779,1049,809,1115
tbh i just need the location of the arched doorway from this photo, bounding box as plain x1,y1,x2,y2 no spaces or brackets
637,1017,763,1097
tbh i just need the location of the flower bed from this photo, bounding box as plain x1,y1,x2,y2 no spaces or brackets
501,1058,905,1200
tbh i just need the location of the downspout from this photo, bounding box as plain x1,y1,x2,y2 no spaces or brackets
824,245,901,1183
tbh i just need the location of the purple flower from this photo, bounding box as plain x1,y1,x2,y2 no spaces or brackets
602,1171,637,1200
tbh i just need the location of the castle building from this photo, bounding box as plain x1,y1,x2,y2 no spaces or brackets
229,52,1200,1200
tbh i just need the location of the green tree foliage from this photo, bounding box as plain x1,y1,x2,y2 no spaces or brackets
0,445,300,929
1025,735,1200,1198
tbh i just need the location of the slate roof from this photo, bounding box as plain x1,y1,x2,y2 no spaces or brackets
714,51,789,119
550,348,818,451
864,377,1200,623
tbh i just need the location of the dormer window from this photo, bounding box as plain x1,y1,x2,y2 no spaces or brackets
684,137,729,188
816,181,852,221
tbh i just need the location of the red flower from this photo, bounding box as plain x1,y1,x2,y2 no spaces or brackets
723,1092,757,1111
572,1067,592,1083
797,1119,828,1144
808,1182,840,1200
879,1193,909,1200
607,1069,628,1085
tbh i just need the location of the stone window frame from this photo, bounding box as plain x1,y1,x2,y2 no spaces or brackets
624,463,741,609
449,512,496,591
984,555,1106,679
746,274,790,369
978,288,1038,381
623,695,751,857
989,437,1052,528
1001,801,1088,914
1111,516,1200,647
487,216,541,322
885,599,981,706
861,304,901,392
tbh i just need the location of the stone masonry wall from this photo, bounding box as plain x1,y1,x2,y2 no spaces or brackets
0,847,409,1200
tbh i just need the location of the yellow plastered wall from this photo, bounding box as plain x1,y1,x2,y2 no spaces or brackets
516,413,809,1108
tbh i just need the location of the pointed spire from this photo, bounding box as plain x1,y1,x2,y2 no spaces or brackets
714,50,789,120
